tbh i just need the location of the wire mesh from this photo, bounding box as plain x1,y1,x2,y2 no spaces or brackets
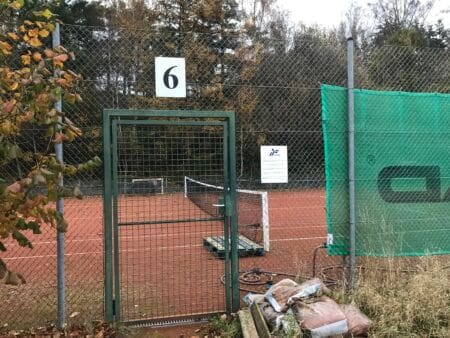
115,123,226,322
0,21,449,328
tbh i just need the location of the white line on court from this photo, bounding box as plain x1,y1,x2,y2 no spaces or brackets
3,236,327,260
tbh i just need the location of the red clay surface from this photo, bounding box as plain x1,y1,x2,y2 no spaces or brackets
1,189,337,324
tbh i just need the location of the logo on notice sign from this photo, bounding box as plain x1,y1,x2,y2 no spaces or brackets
269,148,280,156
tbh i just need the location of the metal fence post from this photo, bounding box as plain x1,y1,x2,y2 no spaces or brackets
52,22,66,329
347,37,356,289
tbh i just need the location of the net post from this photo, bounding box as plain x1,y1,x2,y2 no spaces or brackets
184,176,187,198
347,36,356,290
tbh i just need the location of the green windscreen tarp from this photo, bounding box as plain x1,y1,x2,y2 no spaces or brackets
321,84,450,256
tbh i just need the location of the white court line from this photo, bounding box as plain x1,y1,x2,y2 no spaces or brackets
3,245,202,259
4,226,325,248
272,237,326,242
3,251,101,260
271,225,326,230
3,237,326,260
4,237,102,247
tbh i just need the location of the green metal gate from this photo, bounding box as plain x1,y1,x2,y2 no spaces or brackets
103,110,239,325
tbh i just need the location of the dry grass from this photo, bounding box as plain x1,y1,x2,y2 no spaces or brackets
346,256,450,337
0,282,103,330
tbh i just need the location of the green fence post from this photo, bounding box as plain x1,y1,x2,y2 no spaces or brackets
103,111,114,322
228,112,239,312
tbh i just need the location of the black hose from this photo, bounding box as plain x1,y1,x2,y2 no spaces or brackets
220,268,297,293
312,243,327,278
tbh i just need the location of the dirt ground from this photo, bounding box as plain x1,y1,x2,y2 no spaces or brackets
131,323,209,338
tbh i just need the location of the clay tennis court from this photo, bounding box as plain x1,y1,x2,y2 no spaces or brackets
1,188,336,324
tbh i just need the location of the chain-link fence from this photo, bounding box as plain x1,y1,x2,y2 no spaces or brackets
1,22,449,328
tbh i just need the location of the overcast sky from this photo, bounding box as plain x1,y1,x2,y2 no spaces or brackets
277,0,450,29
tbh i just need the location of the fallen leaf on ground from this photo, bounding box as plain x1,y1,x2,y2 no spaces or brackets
69,311,80,318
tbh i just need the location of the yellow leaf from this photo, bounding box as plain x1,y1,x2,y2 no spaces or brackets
42,8,54,19
64,92,76,104
65,129,78,141
10,1,23,10
21,55,31,65
53,60,64,69
28,28,39,38
7,32,19,41
0,41,12,51
19,25,26,33
24,20,33,26
21,67,31,74
28,37,42,48
23,34,29,42
0,48,11,56
0,120,13,134
63,72,73,81
32,52,42,62
39,29,49,38
46,23,55,32
34,8,53,19
9,82,19,91
36,21,44,28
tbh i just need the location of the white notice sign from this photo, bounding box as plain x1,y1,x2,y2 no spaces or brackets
260,146,288,183
155,57,186,97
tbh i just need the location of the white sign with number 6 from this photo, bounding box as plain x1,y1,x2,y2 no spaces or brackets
155,57,186,98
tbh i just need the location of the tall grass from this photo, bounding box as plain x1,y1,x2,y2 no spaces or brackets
350,256,450,337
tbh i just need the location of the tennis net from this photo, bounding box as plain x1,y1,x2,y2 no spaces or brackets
184,176,270,251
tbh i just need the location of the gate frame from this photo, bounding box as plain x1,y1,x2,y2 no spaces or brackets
103,109,239,323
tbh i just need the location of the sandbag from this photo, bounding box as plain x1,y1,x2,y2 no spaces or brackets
260,303,302,337
265,279,300,312
243,292,265,306
259,301,281,331
341,304,372,337
295,296,348,338
265,278,331,313
287,278,331,305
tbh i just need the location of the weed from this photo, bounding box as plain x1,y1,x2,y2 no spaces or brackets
209,314,242,338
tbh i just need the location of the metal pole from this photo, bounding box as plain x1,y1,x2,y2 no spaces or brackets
228,113,240,312
53,22,66,329
347,37,356,289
